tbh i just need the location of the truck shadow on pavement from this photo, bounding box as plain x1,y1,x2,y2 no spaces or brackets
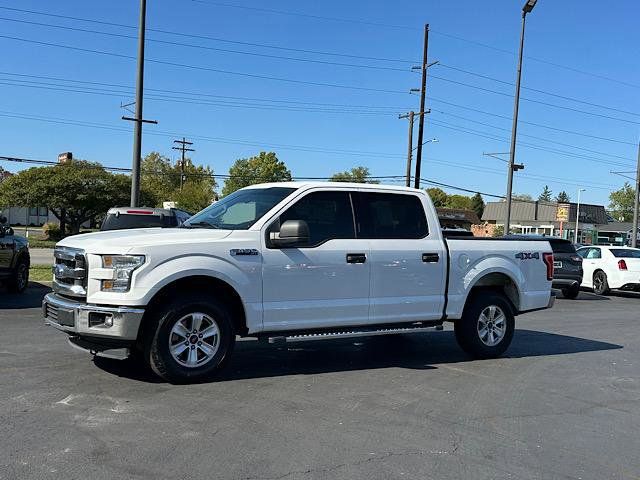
0,286,50,309
94,329,623,384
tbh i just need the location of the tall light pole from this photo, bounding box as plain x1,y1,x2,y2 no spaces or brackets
574,188,585,244
632,140,640,248
504,0,538,234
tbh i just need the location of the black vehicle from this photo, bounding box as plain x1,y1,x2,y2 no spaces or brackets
504,235,583,299
0,215,30,293
101,207,193,231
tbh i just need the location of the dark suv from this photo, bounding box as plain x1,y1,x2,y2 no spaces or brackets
0,215,30,293
505,236,583,299
101,207,192,231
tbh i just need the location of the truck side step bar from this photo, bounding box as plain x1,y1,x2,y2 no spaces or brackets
263,322,444,344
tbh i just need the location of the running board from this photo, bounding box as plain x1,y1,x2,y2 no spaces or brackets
264,323,444,344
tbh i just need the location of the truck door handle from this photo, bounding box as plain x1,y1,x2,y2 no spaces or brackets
346,253,367,264
422,253,439,263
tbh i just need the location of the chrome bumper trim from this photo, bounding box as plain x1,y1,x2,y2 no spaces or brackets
43,293,144,341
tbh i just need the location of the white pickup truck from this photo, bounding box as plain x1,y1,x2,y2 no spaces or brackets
44,182,555,382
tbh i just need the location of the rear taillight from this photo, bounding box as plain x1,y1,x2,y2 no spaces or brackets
618,259,628,271
543,252,554,281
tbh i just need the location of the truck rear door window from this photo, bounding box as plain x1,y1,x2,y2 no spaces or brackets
355,192,428,239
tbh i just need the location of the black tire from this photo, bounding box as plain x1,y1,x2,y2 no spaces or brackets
562,284,580,299
454,292,515,359
592,271,610,296
7,257,29,293
144,295,236,383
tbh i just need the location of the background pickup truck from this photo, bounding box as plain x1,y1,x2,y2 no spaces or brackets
43,183,554,383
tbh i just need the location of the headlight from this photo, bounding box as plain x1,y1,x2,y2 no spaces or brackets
100,255,145,292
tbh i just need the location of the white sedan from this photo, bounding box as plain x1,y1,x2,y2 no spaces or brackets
577,246,640,295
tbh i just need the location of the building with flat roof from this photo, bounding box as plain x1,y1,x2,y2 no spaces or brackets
480,200,633,245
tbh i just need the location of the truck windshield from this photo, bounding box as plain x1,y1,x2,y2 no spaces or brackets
183,187,296,230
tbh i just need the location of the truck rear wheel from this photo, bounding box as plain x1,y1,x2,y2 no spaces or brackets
455,292,514,359
145,295,235,383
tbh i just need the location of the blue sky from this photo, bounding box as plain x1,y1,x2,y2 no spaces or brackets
0,0,638,206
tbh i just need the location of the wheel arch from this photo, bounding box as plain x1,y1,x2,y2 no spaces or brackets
464,272,521,316
138,275,248,347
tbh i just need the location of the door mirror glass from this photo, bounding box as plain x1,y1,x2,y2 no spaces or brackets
270,220,310,247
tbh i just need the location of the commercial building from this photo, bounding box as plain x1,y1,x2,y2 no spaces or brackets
480,200,634,245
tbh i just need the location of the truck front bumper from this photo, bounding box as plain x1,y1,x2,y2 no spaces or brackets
43,292,145,341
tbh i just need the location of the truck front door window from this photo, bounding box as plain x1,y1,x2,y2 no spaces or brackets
277,191,355,246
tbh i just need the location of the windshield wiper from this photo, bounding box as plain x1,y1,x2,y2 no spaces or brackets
182,221,220,229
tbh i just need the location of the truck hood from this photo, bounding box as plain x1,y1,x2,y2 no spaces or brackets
56,228,233,254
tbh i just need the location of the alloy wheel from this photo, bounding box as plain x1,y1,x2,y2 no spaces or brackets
168,312,220,368
477,305,507,347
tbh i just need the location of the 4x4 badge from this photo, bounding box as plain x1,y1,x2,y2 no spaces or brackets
515,252,540,260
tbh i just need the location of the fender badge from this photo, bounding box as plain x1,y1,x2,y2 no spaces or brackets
230,249,259,256
515,252,540,260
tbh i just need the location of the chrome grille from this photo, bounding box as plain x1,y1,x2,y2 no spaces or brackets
53,247,87,298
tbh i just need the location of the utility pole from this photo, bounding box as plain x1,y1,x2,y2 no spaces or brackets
399,112,415,187
632,140,640,248
172,138,195,191
122,0,157,207
413,24,429,189
505,0,537,233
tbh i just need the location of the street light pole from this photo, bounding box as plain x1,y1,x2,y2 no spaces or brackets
505,0,537,234
575,188,585,244
632,140,640,248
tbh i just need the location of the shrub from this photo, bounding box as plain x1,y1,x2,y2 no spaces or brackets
42,222,63,241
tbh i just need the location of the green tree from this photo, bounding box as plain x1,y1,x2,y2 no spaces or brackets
470,192,485,219
512,193,533,202
426,187,448,208
329,166,379,184
445,194,474,210
0,161,130,234
539,185,553,202
222,152,292,196
608,182,636,222
140,152,217,210
556,191,570,203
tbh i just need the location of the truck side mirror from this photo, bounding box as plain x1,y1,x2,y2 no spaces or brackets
270,220,310,248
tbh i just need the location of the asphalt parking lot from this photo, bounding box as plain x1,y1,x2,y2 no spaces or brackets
1,288,639,480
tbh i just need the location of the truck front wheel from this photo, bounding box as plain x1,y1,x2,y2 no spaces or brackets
455,293,515,359
145,295,235,383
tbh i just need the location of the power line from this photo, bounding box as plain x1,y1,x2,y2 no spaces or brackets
0,34,408,95
427,119,636,168
438,63,640,117
0,70,408,111
4,15,636,117
429,109,637,163
4,32,639,126
3,4,637,90
0,17,411,73
428,74,640,125
0,6,416,64
1,69,634,147
0,79,404,116
427,97,637,146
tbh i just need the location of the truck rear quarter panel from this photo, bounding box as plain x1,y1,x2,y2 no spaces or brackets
446,239,552,318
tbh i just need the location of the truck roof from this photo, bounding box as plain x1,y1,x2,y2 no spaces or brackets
243,181,426,193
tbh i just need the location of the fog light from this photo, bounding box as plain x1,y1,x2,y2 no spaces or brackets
88,312,114,328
